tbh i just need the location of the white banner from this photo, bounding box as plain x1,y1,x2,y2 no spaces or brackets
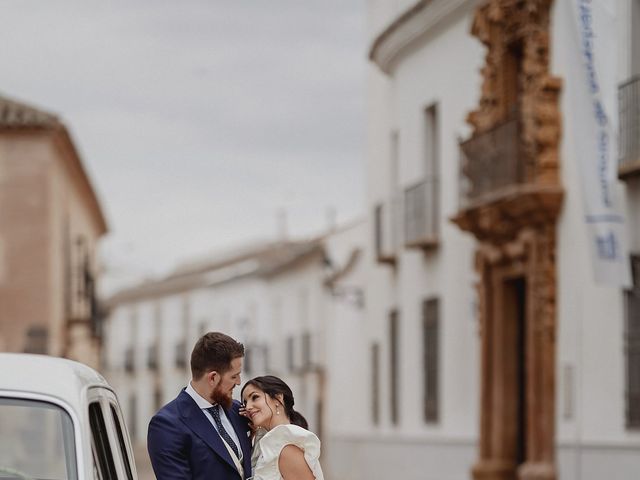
567,0,631,286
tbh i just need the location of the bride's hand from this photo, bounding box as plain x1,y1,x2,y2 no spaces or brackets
239,405,249,417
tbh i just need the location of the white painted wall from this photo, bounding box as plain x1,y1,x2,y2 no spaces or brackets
552,0,640,449
103,231,364,450
336,1,640,479
364,0,481,436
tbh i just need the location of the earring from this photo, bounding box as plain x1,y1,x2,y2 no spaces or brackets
276,406,280,415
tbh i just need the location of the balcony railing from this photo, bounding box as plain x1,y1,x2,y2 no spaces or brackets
459,117,526,207
404,178,439,249
619,76,640,178
374,195,401,265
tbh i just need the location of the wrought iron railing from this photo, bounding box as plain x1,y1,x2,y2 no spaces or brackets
619,76,640,177
404,178,439,247
459,117,525,206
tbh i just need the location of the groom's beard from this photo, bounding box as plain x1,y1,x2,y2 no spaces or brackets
211,385,233,410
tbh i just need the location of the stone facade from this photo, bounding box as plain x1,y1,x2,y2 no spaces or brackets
0,95,107,369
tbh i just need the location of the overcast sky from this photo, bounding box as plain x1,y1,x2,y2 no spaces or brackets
0,0,366,291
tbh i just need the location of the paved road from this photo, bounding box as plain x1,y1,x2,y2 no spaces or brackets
133,443,155,480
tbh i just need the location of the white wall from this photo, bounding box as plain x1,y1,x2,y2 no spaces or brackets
552,0,640,448
365,0,481,438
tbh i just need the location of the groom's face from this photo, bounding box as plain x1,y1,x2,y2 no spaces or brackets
210,356,243,409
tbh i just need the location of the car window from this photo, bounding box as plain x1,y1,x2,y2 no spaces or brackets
0,397,77,480
91,441,103,480
109,404,134,480
88,402,118,480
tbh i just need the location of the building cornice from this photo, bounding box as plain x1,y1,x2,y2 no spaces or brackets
369,0,476,74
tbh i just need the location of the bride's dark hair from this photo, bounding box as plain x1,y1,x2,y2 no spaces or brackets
241,375,309,430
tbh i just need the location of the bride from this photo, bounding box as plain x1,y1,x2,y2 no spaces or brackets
241,376,324,480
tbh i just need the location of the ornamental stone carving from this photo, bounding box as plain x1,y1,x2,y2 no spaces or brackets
454,2,563,480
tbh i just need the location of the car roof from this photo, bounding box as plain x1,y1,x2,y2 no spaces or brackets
0,353,112,411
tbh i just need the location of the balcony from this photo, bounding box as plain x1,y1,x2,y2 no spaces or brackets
374,196,401,265
619,76,640,179
454,115,563,240
459,116,526,207
404,178,439,250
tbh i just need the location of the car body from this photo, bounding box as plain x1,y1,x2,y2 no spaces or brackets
0,353,137,480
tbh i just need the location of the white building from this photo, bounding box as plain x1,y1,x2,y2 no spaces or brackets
322,1,640,480
102,224,365,477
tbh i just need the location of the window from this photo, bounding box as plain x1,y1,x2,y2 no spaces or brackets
423,298,440,423
244,345,253,375
89,402,118,480
404,105,440,248
371,342,380,425
625,254,640,428
147,344,158,371
110,405,134,480
154,387,163,413
302,331,312,369
287,336,295,373
23,326,48,354
424,104,439,177
374,204,384,258
175,340,187,369
0,398,77,480
124,347,134,373
374,202,398,265
503,41,523,119
389,309,399,425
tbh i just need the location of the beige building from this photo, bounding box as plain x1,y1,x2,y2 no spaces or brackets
0,94,108,369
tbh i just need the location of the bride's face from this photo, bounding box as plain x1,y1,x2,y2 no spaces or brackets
242,385,279,429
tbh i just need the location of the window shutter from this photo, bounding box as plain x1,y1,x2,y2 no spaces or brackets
389,310,399,425
423,298,439,423
626,255,640,428
371,342,380,426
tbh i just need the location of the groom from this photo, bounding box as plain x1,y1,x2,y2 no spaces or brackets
147,332,252,480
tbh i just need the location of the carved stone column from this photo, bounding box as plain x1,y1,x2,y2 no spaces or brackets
452,2,564,480
471,227,558,480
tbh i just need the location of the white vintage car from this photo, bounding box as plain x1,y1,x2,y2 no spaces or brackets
0,353,137,480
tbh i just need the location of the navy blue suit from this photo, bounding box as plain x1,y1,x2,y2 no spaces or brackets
147,390,252,480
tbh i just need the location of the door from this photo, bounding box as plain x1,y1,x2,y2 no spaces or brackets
87,387,137,480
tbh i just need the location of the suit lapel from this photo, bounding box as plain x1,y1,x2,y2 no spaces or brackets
177,391,238,472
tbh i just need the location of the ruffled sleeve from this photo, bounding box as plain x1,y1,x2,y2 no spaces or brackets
255,424,324,480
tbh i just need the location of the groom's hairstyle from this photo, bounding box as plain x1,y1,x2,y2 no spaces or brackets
191,332,244,380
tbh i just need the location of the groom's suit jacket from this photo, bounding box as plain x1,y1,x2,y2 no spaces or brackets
147,389,252,480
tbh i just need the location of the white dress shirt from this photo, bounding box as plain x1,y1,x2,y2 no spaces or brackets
184,382,243,461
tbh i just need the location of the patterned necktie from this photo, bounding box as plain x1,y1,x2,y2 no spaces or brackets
207,405,240,459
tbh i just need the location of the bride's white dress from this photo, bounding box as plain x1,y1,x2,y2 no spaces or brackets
251,424,324,480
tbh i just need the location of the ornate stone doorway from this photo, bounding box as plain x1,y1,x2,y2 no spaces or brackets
453,2,563,479
470,229,558,480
